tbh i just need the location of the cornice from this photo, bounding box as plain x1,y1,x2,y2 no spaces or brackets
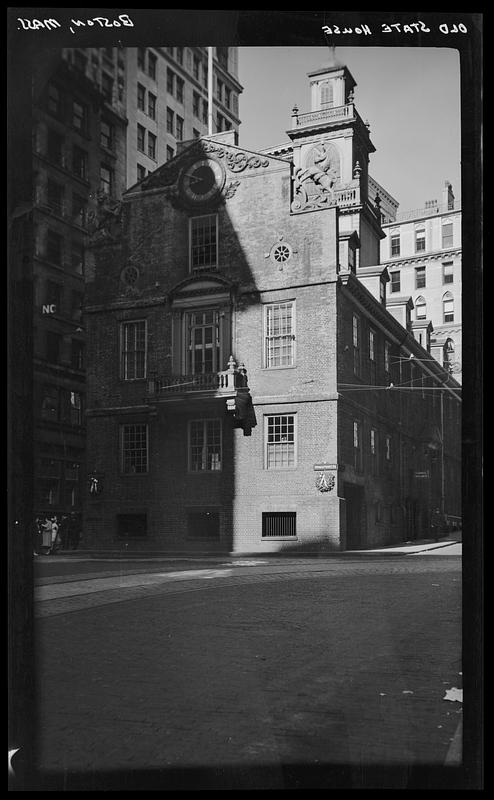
382,248,462,267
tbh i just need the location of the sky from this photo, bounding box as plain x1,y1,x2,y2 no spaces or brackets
236,47,461,213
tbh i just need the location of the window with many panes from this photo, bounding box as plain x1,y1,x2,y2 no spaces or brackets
148,132,156,160
443,293,454,323
202,99,208,124
370,428,378,474
353,420,363,472
415,227,426,252
193,55,200,80
148,52,157,79
390,271,401,293
137,124,145,152
265,414,296,469
101,72,113,102
121,320,147,380
443,261,454,284
264,302,295,368
442,222,454,248
166,146,174,161
415,296,426,319
186,309,223,374
100,164,113,196
148,92,156,119
166,107,174,134
41,385,59,420
48,83,61,116
72,194,87,228
369,329,376,384
190,214,217,270
384,341,391,378
137,163,146,182
352,314,361,376
137,82,146,111
167,68,174,94
71,340,84,370
137,47,145,70
193,91,200,117
100,119,113,150
390,233,400,257
72,100,87,133
189,419,222,472
224,86,231,109
72,146,88,180
176,77,184,103
415,266,426,289
175,116,184,141
121,424,148,473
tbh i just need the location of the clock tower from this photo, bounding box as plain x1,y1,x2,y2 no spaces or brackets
286,52,384,268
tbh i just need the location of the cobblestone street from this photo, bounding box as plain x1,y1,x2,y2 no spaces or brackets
24,554,465,789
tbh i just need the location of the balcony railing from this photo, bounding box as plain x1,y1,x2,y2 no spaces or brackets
147,356,248,398
292,103,354,128
395,201,461,222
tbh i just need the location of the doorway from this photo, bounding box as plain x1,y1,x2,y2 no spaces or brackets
344,483,365,549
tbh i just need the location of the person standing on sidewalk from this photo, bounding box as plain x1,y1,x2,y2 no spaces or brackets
430,508,442,542
41,516,53,554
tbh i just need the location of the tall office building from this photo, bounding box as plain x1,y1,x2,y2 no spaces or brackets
31,46,242,523
32,50,127,524
380,182,462,383
125,46,242,187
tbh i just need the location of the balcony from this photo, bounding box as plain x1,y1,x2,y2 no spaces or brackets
147,356,249,400
292,103,355,129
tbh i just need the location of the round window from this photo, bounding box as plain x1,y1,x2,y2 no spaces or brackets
121,266,139,286
272,244,291,264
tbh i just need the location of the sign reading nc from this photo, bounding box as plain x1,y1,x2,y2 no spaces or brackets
42,304,57,314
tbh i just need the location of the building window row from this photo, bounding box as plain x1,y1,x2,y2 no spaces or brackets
388,222,456,259
36,457,81,510
137,82,157,119
40,385,84,425
137,124,157,160
35,227,85,273
120,413,297,476
353,421,392,475
166,107,184,140
137,48,157,80
166,68,184,103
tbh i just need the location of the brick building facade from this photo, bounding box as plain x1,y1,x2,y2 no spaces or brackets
84,59,461,553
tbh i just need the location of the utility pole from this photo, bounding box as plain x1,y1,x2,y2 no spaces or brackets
208,47,213,136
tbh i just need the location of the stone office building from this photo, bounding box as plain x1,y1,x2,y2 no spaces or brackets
84,58,461,553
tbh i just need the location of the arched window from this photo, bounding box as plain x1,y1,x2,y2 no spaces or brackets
415,296,427,319
443,292,454,323
320,81,334,108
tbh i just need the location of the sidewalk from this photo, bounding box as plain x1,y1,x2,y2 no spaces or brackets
37,535,461,562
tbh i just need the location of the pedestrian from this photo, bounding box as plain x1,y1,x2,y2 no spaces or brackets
50,516,60,553
32,517,42,556
41,516,53,553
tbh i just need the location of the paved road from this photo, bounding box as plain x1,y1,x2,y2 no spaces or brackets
29,555,463,789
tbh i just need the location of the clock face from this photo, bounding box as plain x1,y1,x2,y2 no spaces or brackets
181,158,225,204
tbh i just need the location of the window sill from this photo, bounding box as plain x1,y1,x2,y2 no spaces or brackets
261,365,296,371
